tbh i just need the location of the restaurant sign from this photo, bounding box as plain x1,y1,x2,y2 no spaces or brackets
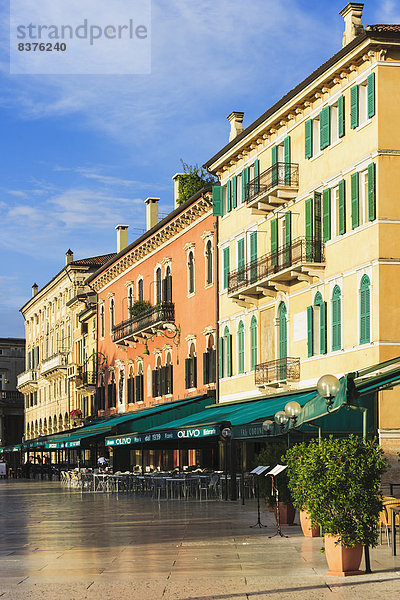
45,439,81,449
232,423,270,439
106,426,219,447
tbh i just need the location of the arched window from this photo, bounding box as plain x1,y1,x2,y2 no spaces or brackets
250,316,258,371
108,372,116,408
360,275,371,344
156,267,162,305
278,302,287,360
128,287,134,315
185,342,197,389
164,265,172,302
308,292,326,356
138,279,144,302
127,366,135,404
135,362,144,402
219,326,232,379
100,305,105,338
110,298,115,331
188,251,195,294
332,285,342,351
238,321,245,374
206,240,213,285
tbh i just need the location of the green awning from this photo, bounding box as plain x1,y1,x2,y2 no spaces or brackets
0,445,21,453
45,395,211,449
105,390,316,446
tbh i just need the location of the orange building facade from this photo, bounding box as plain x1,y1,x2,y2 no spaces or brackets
87,187,217,470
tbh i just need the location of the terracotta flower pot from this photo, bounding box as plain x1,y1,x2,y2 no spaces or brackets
300,510,320,537
324,534,364,577
272,501,296,525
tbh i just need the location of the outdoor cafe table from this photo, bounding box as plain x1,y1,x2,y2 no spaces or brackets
391,505,400,555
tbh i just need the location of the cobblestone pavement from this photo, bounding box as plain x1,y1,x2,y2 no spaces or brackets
0,480,399,600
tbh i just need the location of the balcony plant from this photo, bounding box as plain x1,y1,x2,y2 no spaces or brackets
254,443,295,525
130,300,152,318
284,436,387,576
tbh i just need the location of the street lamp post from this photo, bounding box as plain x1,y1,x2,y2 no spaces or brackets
221,427,232,501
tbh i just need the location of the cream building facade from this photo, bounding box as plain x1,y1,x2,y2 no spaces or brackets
17,251,114,440
205,4,400,472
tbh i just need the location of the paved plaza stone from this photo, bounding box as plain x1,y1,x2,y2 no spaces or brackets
0,481,399,599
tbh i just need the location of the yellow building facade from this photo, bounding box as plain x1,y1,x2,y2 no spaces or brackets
205,5,400,474
17,251,114,441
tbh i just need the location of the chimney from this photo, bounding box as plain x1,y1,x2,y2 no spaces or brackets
115,224,129,253
32,283,38,297
65,249,74,265
227,111,244,142
145,197,159,231
339,2,364,48
172,173,185,208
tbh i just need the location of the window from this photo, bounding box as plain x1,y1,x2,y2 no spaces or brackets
109,298,115,332
237,321,245,374
331,286,342,351
163,266,172,302
107,373,116,409
203,335,216,384
223,247,230,290
185,343,197,389
138,279,144,302
351,74,375,129
360,169,369,225
312,118,320,156
307,292,327,357
330,103,338,145
219,326,232,378
152,356,162,398
250,317,258,371
360,275,371,345
188,251,195,294
128,287,134,315
165,353,173,395
155,268,162,305
206,240,213,285
135,363,144,402
96,378,105,411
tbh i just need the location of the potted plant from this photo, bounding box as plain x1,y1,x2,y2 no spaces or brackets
285,442,320,537
254,443,295,525
130,300,152,318
285,436,387,576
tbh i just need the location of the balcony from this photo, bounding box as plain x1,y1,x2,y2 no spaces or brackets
0,390,24,404
112,302,175,345
17,369,38,391
41,353,68,378
255,357,300,388
75,369,97,390
246,162,299,213
228,237,325,305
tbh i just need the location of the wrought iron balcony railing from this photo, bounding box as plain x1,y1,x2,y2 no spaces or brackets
255,357,300,386
112,302,175,343
76,369,97,388
228,237,324,295
246,162,299,205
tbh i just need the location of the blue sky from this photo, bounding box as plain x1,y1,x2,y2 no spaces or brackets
0,0,398,337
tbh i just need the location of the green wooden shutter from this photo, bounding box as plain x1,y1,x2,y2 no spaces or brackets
284,211,291,264
360,277,371,345
307,306,314,357
232,176,237,208
338,179,346,235
305,197,313,261
322,188,331,242
368,162,376,221
320,301,327,354
305,119,313,159
218,337,223,379
254,160,259,195
227,179,232,212
212,186,223,216
271,218,278,265
237,238,245,270
272,146,278,187
350,85,359,129
250,317,257,370
244,166,250,201
284,136,291,185
223,247,230,289
351,172,359,229
241,169,246,203
272,145,278,165
367,72,375,119
250,231,258,282
320,106,331,150
238,322,244,374
332,287,341,351
278,304,287,361
338,95,345,138
226,333,232,377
